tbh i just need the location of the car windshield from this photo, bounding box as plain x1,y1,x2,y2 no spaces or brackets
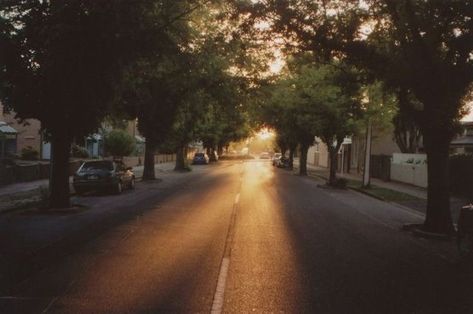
80,161,114,171
195,153,204,157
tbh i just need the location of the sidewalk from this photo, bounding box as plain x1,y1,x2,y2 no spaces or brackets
302,162,428,199
0,162,176,198
294,160,467,222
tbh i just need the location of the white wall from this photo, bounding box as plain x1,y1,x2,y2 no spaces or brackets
41,141,51,160
307,146,317,165
390,153,428,188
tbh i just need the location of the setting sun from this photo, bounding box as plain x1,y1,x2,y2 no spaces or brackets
257,128,274,140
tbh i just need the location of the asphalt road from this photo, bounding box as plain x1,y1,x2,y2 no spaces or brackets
1,160,473,313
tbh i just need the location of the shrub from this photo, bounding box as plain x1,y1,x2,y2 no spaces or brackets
104,130,135,158
21,146,39,160
71,144,89,158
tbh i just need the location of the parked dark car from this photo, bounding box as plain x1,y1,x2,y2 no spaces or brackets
192,152,210,165
73,160,135,195
272,153,282,166
276,156,291,168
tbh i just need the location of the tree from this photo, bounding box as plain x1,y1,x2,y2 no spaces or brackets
296,62,361,182
117,0,197,180
104,130,135,159
242,0,473,233
392,88,422,154
121,56,188,179
160,1,253,171
256,80,300,171
0,1,165,208
260,70,317,176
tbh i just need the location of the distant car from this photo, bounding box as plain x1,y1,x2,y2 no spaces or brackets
272,153,282,166
73,160,135,195
259,152,270,159
276,156,291,168
209,151,219,162
192,152,209,165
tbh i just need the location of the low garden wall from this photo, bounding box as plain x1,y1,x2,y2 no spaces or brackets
0,160,82,186
390,153,428,188
0,154,177,186
121,154,176,167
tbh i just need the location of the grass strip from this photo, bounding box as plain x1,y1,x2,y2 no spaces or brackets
306,169,420,202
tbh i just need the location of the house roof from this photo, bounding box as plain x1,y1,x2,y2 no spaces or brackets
451,136,473,146
0,121,18,134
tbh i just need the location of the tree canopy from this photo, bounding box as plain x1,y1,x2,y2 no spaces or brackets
238,0,473,233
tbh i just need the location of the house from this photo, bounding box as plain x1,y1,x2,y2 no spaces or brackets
85,119,146,158
450,121,473,154
308,123,405,178
0,103,43,158
0,121,18,158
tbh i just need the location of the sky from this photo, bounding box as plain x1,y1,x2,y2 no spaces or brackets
463,102,473,121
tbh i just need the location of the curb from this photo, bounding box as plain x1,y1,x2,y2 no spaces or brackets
402,223,454,241
307,171,385,201
347,186,385,201
306,170,455,242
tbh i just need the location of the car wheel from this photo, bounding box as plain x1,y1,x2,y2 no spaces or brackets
129,177,135,189
115,181,123,194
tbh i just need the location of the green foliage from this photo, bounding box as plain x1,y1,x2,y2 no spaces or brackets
104,130,135,158
21,146,39,160
259,59,362,152
161,9,253,153
239,0,473,232
71,145,89,159
0,1,164,139
0,0,189,207
295,62,362,147
391,87,423,153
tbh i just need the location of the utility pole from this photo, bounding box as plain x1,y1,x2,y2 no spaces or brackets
362,118,372,187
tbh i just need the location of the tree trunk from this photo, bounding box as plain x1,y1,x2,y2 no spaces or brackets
328,147,338,186
217,144,223,156
49,131,71,209
143,140,156,180
174,144,186,171
184,145,189,163
299,144,309,176
279,144,287,156
423,133,454,234
288,145,296,170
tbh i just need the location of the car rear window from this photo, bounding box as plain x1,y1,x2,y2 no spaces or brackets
80,161,114,171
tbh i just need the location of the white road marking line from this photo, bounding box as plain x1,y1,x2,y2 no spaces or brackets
234,193,240,205
0,296,44,300
210,257,230,314
42,296,60,313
